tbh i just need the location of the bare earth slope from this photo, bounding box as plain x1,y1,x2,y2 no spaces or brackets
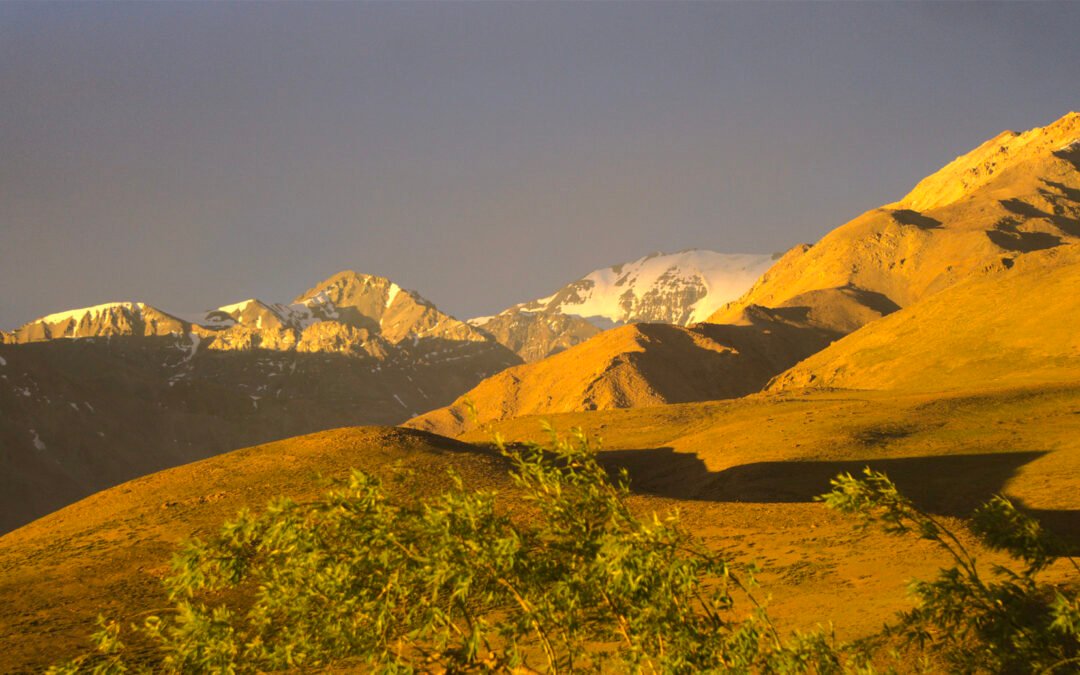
412,114,1080,439
711,112,1080,332
770,244,1080,393
407,315,838,437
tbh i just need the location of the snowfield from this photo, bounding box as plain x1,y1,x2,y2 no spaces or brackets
484,249,775,326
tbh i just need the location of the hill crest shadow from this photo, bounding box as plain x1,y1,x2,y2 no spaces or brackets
599,448,1078,544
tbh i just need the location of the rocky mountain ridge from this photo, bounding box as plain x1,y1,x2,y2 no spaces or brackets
710,111,1080,331
0,271,520,532
5,271,498,361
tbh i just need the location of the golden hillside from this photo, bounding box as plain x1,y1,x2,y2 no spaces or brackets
406,316,837,437
770,243,1080,393
711,112,1080,331
0,426,511,671
409,114,1080,440
4,383,1079,672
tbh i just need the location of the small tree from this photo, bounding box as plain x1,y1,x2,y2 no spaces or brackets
55,431,1077,673
51,428,851,674
821,468,1080,674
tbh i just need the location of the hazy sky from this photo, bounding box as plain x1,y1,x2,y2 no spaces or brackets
2,1,1079,328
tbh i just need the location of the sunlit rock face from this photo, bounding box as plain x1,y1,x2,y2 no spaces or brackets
10,302,187,342
710,112,1080,334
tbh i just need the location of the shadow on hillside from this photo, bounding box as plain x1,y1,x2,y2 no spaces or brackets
986,219,1062,252
891,208,942,230
621,322,835,404
1053,144,1080,171
760,286,902,325
1000,197,1080,237
600,448,1079,544
0,335,521,535
1041,179,1080,204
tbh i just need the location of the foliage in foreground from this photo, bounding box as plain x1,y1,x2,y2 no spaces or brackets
823,469,1080,674
51,428,849,674
51,429,1078,673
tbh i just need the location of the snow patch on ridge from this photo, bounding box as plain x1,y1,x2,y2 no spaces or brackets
180,333,201,364
216,299,257,315
37,302,144,325
386,283,401,309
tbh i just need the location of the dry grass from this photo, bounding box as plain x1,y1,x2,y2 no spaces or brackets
3,382,1078,671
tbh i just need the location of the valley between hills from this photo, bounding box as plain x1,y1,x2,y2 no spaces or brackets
1,111,1079,671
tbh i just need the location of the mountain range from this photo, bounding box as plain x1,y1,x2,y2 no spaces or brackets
2,111,1080,672
0,250,770,532
0,271,520,532
408,111,1080,435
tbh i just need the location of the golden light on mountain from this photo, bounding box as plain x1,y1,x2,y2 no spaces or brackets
3,3,1080,666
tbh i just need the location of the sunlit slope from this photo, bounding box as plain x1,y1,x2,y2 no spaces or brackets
464,383,1080,533
6,384,1079,671
770,244,1080,392
414,112,1080,440
461,383,1080,628
407,317,836,436
0,426,509,672
711,112,1080,332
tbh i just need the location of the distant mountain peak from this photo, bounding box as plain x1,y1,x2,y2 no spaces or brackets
497,249,776,327
469,249,776,362
6,269,509,362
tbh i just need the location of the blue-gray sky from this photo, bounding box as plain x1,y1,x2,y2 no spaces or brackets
2,1,1078,328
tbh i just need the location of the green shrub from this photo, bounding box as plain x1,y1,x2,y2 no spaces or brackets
822,468,1080,673
50,433,1078,673
50,428,852,673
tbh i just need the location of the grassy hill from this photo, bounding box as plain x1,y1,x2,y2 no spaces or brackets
0,427,510,671
4,382,1079,671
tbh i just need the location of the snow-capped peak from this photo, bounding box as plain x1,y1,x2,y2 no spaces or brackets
497,249,776,326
